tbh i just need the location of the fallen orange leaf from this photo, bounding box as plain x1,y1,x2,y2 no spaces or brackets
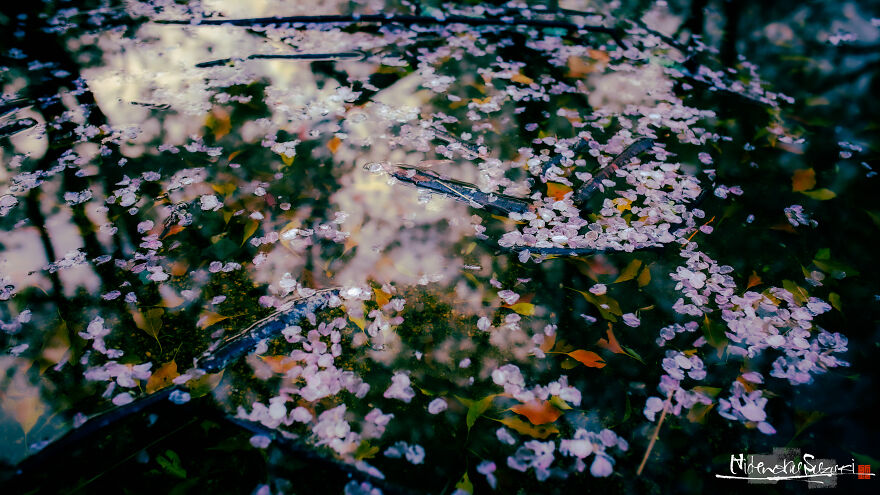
596,325,624,354
161,224,185,239
327,136,342,154
546,182,573,201
146,361,179,394
373,288,391,307
510,400,562,425
498,416,559,439
567,349,606,368
259,355,298,374
791,168,816,192
197,311,229,329
746,271,762,289
510,73,534,85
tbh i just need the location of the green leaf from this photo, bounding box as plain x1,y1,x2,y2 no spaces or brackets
800,188,836,200
157,450,187,479
572,289,622,322
782,280,809,305
812,258,859,279
466,394,496,430
621,345,646,364
701,316,729,355
354,440,379,460
242,220,260,246
455,472,473,494
549,395,573,410
829,292,842,312
865,210,880,230
613,259,642,283
851,452,880,471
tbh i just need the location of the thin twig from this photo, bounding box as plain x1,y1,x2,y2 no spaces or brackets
637,389,674,476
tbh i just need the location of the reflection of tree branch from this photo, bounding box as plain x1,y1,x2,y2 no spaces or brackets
157,14,625,48
24,190,64,301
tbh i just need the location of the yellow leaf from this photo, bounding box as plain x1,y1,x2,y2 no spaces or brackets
471,96,492,105
281,153,295,167
1,367,45,435
187,370,224,398
498,416,559,439
637,263,651,287
614,259,643,283
327,136,342,154
133,308,164,342
373,288,392,307
567,349,606,368
800,188,836,200
354,440,380,461
206,108,231,139
509,302,535,316
510,400,562,425
791,168,816,192
560,359,579,369
546,182,573,200
211,183,237,196
549,395,573,410
350,316,366,331
687,402,714,424
197,311,229,329
146,361,179,394
510,73,534,85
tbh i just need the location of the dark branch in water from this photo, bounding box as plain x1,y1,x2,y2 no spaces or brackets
0,97,33,119
573,138,655,204
197,288,341,372
156,14,625,48
225,416,420,495
196,51,366,68
540,138,592,179
10,386,418,495
378,163,533,216
12,386,184,476
0,118,38,138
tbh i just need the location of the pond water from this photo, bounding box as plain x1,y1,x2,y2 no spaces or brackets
1,1,878,493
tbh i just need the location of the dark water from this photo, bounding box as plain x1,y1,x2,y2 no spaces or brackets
1,1,878,493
